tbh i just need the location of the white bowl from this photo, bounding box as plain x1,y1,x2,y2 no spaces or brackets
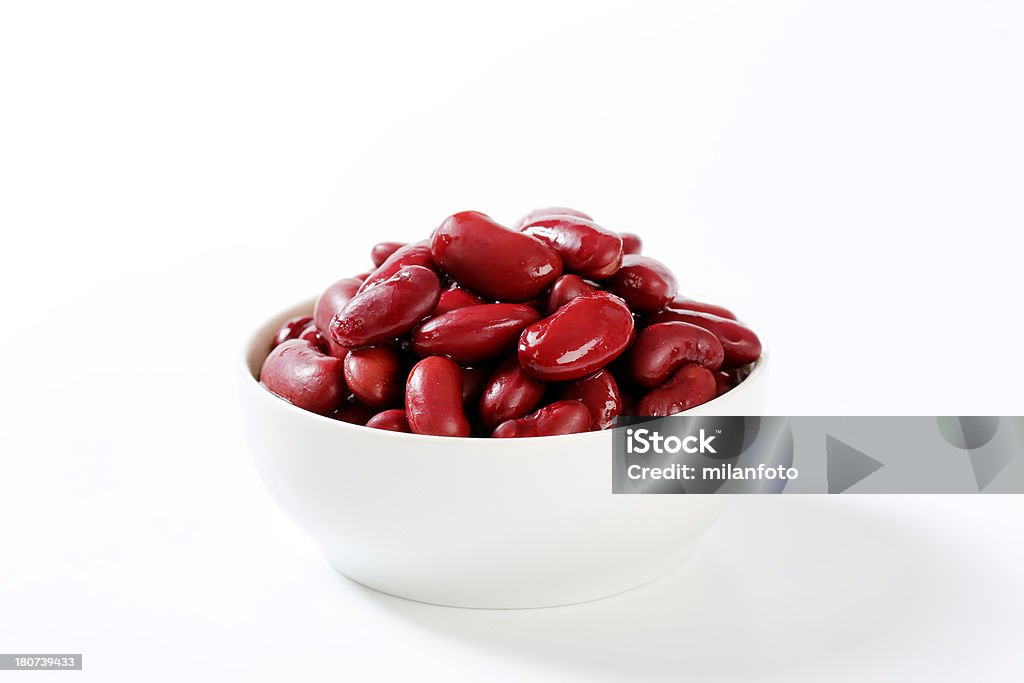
238,299,768,608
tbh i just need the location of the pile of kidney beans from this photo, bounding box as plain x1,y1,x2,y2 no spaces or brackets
259,208,761,438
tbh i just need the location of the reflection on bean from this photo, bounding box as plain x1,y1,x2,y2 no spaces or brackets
405,356,471,437
260,339,345,415
637,364,717,417
492,400,592,438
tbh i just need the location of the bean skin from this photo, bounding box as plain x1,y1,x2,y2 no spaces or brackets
273,315,314,348
647,308,761,368
518,291,635,381
620,232,642,255
544,274,595,315
331,266,441,347
405,356,471,437
433,285,486,316
604,254,677,313
431,211,562,302
558,369,622,430
637,364,717,417
359,242,436,292
260,339,345,415
479,357,547,429
715,370,738,396
670,296,737,320
629,321,725,389
492,400,592,438
412,303,541,363
371,241,407,268
521,216,623,279
297,321,327,353
314,278,362,358
365,409,411,432
513,206,593,230
343,345,404,408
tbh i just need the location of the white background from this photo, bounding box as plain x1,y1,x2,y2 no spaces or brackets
1,1,1022,681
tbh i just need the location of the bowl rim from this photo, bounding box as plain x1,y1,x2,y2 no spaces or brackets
240,297,768,445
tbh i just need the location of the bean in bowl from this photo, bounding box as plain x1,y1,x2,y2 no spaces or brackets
259,208,762,437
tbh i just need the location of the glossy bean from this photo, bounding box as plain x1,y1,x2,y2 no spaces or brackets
492,400,592,438
405,356,471,437
433,285,486,316
670,296,737,320
371,241,407,268
331,266,441,347
365,409,411,432
715,370,738,396
358,242,436,292
604,254,677,313
431,211,562,301
629,321,725,389
259,339,345,415
558,369,622,430
273,315,314,348
343,345,404,408
314,278,362,358
647,308,761,368
518,291,634,381
544,274,595,315
521,216,623,279
297,321,327,353
637,364,717,417
412,304,541,363
513,206,592,230
479,357,547,429
620,232,642,255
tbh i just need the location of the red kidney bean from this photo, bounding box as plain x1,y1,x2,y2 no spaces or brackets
331,266,441,347
479,357,547,429
620,232,642,255
297,321,327,353
460,364,490,407
492,400,592,438
412,304,541,363
260,339,345,415
333,398,375,425
558,369,622,430
715,370,738,396
544,274,595,315
273,315,314,348
371,241,407,268
314,278,362,357
521,216,623,279
647,308,761,368
431,211,562,301
513,206,592,230
366,409,411,432
604,254,677,313
406,356,471,437
433,285,486,316
670,296,737,320
518,291,634,381
343,345,404,408
359,242,436,292
629,321,725,389
637,363,717,417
